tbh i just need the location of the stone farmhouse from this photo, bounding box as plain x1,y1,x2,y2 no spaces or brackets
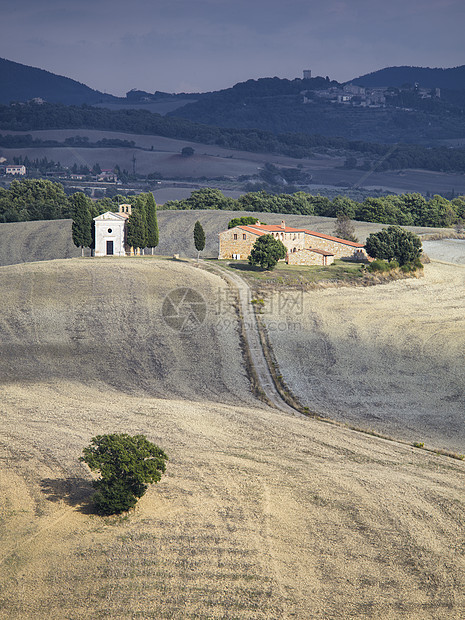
93,204,132,256
218,221,368,266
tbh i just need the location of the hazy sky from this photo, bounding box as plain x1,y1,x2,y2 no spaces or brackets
2,0,464,96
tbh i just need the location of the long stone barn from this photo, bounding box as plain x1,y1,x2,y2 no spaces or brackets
218,220,368,266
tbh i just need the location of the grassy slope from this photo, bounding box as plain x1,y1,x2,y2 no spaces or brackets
0,258,464,618
0,259,251,403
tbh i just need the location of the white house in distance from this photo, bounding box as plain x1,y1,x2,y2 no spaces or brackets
93,204,131,256
6,164,26,176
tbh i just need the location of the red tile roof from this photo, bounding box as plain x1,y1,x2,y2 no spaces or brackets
238,225,267,236
224,223,364,248
305,248,335,256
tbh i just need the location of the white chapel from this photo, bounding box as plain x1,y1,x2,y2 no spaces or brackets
93,204,131,256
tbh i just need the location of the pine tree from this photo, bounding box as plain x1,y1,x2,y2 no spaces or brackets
193,220,205,261
71,192,93,256
145,192,159,255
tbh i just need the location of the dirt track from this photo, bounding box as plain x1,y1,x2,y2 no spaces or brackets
1,258,464,618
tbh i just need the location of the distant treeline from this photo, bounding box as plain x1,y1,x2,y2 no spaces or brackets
163,188,465,228
1,102,465,173
1,180,464,228
0,179,119,222
0,133,135,149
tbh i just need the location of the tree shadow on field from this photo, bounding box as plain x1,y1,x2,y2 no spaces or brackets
40,477,95,514
227,262,263,272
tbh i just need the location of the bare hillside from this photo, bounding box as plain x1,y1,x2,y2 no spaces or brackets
0,258,464,618
0,258,252,403
0,219,80,266
423,239,465,264
263,261,465,454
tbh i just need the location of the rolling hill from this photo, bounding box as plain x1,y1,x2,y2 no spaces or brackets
3,58,465,145
0,57,118,105
0,256,464,618
352,65,465,91
264,260,465,454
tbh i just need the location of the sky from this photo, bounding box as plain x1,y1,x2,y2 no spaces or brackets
1,0,464,96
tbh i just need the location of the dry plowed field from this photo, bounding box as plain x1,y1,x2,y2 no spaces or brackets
264,261,465,454
0,258,464,618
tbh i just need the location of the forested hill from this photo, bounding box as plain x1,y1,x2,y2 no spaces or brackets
167,79,465,144
0,57,119,105
352,65,465,91
3,57,465,143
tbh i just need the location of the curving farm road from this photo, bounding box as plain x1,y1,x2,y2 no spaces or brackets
200,260,303,417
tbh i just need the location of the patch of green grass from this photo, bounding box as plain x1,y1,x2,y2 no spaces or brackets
210,258,365,287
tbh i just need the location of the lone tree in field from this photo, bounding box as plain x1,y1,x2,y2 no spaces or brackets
71,192,93,256
145,192,159,255
193,220,205,261
80,433,168,515
181,146,195,157
365,225,422,266
248,234,287,270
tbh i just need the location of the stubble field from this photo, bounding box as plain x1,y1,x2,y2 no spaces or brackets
0,257,464,618
263,260,465,454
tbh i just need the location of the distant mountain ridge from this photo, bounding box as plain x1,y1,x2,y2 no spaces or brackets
351,65,465,91
3,55,464,105
0,57,119,105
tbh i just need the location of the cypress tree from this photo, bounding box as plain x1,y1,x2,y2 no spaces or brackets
145,192,159,255
193,220,205,261
126,208,146,254
71,192,93,256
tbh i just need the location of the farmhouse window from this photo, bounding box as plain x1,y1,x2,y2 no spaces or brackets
243,234,247,240
233,234,238,240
